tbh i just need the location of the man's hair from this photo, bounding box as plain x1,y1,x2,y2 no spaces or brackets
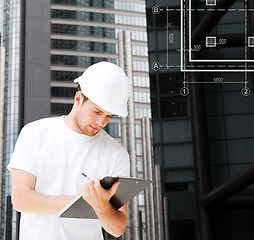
77,84,88,103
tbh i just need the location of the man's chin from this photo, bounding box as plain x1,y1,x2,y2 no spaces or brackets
83,128,99,137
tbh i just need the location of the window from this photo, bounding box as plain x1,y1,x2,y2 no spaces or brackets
51,40,116,53
51,24,116,39
137,161,143,172
132,45,148,57
51,71,81,82
150,73,188,119
51,87,76,98
114,1,145,13
135,124,141,138
133,76,150,87
51,55,117,67
133,60,149,72
115,14,146,26
138,194,144,205
134,92,150,103
136,143,142,156
135,108,151,119
104,123,121,137
51,103,72,115
160,96,187,118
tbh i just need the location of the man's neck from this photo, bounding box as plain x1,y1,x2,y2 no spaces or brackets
63,113,82,134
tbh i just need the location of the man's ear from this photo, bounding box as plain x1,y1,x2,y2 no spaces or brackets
74,91,83,106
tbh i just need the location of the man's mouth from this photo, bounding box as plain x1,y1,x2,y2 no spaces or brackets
90,125,99,131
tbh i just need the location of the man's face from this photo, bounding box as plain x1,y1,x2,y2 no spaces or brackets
75,98,114,137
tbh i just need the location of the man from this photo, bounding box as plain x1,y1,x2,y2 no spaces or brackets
8,61,130,240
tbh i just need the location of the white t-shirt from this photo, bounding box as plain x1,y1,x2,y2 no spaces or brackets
8,116,130,240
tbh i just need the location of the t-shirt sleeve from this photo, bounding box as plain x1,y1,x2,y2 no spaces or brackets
7,124,38,177
111,148,130,177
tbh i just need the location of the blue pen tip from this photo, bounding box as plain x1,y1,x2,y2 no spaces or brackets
82,172,87,177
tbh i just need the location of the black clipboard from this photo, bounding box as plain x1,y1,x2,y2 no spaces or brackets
59,176,152,219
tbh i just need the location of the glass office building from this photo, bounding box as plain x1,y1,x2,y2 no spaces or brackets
146,0,254,239
1,0,150,239
0,0,22,238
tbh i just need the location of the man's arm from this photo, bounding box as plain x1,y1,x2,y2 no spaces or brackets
82,179,128,237
11,168,77,214
11,169,128,237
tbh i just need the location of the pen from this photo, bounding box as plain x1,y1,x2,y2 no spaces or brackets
82,172,91,181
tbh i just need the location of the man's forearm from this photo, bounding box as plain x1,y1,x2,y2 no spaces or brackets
82,179,128,237
95,203,128,237
12,188,77,215
11,168,78,215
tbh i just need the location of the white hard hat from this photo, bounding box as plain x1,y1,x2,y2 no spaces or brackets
73,61,130,117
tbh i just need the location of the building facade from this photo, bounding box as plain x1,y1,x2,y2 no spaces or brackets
0,0,23,238
0,0,151,239
146,0,254,239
